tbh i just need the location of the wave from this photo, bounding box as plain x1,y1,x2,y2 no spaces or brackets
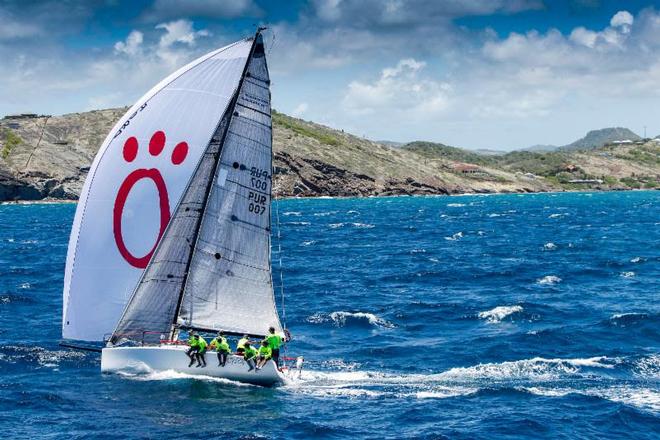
19,282,31,289
306,311,395,329
543,242,557,250
445,232,463,241
328,223,345,229
0,345,87,369
447,203,466,207
282,211,301,216
488,213,502,218
630,256,644,263
620,271,636,278
525,385,660,414
608,312,650,327
548,213,566,218
478,305,523,323
313,211,337,217
537,275,562,285
300,240,316,246
352,223,375,229
285,221,310,226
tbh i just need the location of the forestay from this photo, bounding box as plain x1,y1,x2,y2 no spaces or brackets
62,39,252,341
179,35,283,337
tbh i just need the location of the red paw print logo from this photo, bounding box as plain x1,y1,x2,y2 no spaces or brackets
113,130,189,268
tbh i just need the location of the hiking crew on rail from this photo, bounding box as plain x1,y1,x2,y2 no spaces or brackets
184,328,286,372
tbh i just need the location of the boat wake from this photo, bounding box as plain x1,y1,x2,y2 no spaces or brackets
280,355,660,413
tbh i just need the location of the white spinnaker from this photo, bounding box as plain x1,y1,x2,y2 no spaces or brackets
62,39,252,341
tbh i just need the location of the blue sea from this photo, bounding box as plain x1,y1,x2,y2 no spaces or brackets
0,191,658,439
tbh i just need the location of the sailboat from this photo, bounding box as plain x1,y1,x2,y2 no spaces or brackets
62,29,290,386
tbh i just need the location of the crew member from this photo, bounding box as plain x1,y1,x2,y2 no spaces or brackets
209,331,230,367
236,335,250,354
196,334,208,368
256,340,272,370
265,326,284,367
243,341,257,371
186,333,199,368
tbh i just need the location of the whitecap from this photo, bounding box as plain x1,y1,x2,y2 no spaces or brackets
620,271,635,278
352,223,375,229
307,311,395,329
445,232,463,241
548,213,564,218
328,223,345,229
19,282,31,289
630,257,643,263
313,211,337,217
410,249,426,254
447,203,465,207
346,210,359,214
300,240,316,247
478,305,523,323
488,213,501,218
286,221,310,226
543,242,557,250
537,275,562,285
282,211,301,216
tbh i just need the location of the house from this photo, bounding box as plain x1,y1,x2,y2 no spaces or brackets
451,163,482,174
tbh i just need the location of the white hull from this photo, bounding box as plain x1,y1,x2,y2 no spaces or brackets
101,346,285,387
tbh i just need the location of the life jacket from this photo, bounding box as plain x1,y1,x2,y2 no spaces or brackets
188,337,199,348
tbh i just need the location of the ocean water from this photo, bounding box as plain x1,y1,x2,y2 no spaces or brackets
0,191,658,439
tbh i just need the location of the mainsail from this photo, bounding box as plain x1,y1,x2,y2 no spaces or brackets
110,32,282,344
63,39,253,341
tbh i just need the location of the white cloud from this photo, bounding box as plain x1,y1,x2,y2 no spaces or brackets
114,31,144,56
0,9,42,40
291,103,309,117
343,58,450,117
156,20,210,49
611,10,634,28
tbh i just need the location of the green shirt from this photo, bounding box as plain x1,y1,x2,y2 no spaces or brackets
266,334,283,349
259,345,272,359
210,337,230,353
243,346,257,360
197,336,208,351
188,337,199,348
237,337,249,350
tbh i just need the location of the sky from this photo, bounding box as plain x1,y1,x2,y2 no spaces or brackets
2,0,660,150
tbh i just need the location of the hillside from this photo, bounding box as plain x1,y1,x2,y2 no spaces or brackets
561,127,641,151
0,108,658,202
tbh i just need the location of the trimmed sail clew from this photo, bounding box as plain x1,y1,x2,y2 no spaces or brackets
62,39,252,342
110,33,281,345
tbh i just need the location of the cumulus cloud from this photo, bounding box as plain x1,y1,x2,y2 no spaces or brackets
114,31,144,56
343,58,450,117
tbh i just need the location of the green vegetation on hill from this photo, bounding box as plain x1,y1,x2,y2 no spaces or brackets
272,110,340,146
1,128,22,159
402,141,490,165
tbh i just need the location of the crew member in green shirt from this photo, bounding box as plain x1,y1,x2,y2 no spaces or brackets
242,341,257,371
264,326,284,367
195,334,208,368
209,331,230,367
186,333,199,368
256,340,272,370
236,335,249,354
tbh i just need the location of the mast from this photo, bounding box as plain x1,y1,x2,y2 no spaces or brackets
169,28,266,339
